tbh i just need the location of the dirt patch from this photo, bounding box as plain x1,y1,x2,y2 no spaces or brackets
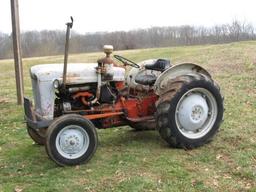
0,97,11,104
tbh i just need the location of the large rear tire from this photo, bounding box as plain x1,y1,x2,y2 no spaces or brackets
156,74,223,148
45,114,98,166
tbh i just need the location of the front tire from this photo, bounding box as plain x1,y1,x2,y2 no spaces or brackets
27,126,46,145
45,114,98,166
156,74,224,148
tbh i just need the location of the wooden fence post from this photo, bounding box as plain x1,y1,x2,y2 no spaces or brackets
10,0,24,105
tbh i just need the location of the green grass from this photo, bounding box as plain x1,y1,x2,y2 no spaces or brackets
0,41,256,192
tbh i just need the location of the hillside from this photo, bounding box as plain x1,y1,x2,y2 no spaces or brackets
0,41,255,191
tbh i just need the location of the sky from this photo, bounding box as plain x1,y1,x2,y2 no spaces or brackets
1,0,256,34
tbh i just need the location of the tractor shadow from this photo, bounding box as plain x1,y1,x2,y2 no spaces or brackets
98,127,168,148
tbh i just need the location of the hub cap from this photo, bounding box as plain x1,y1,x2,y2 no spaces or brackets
56,125,89,159
175,88,218,139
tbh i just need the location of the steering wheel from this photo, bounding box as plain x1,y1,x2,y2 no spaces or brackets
114,55,140,68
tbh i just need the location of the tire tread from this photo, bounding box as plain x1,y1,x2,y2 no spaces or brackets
156,73,224,149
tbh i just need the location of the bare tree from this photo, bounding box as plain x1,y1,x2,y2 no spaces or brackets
0,20,255,59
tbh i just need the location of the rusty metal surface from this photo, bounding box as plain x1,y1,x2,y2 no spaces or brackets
97,57,116,65
63,17,73,89
126,115,155,122
97,45,116,65
84,112,124,120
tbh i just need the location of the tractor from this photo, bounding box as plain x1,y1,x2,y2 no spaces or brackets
24,18,224,166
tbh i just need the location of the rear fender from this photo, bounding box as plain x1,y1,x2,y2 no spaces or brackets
154,63,212,95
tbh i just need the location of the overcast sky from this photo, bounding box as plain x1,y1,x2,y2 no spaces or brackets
1,0,256,34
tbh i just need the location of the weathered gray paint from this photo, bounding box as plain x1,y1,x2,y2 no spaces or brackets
30,63,125,120
154,63,212,95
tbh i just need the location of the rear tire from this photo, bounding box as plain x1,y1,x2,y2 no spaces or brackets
156,74,223,149
45,114,98,166
27,126,46,145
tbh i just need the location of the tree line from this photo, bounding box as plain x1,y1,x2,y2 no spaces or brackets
0,20,255,59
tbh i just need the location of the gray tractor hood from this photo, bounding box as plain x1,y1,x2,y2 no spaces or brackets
30,63,125,83
29,63,125,120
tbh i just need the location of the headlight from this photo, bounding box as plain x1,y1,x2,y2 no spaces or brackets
53,79,60,89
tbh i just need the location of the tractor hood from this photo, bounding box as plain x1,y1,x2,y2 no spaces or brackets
30,63,125,84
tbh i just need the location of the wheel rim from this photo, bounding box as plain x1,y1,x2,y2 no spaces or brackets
175,88,218,139
55,125,90,159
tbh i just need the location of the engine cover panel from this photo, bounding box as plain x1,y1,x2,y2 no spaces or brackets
30,63,125,84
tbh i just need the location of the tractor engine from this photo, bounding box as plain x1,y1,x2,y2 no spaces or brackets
55,45,124,113
54,79,120,115
30,45,125,121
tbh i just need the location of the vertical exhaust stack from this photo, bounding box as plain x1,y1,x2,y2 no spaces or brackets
62,16,73,90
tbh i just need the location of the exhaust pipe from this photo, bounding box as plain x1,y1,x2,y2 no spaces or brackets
88,64,102,105
62,16,73,90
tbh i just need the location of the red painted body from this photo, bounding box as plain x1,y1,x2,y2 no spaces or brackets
73,91,158,128
91,94,157,128
69,80,158,129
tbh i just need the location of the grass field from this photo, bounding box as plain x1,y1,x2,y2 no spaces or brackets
0,41,256,192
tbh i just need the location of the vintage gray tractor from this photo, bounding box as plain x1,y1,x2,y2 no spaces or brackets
24,18,224,166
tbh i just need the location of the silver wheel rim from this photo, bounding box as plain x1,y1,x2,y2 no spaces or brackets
175,88,218,139
55,125,90,159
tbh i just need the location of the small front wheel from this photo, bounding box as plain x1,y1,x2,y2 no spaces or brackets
45,114,98,166
27,126,46,145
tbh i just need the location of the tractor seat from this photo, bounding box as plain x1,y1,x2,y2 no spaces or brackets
145,59,171,72
135,74,157,86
